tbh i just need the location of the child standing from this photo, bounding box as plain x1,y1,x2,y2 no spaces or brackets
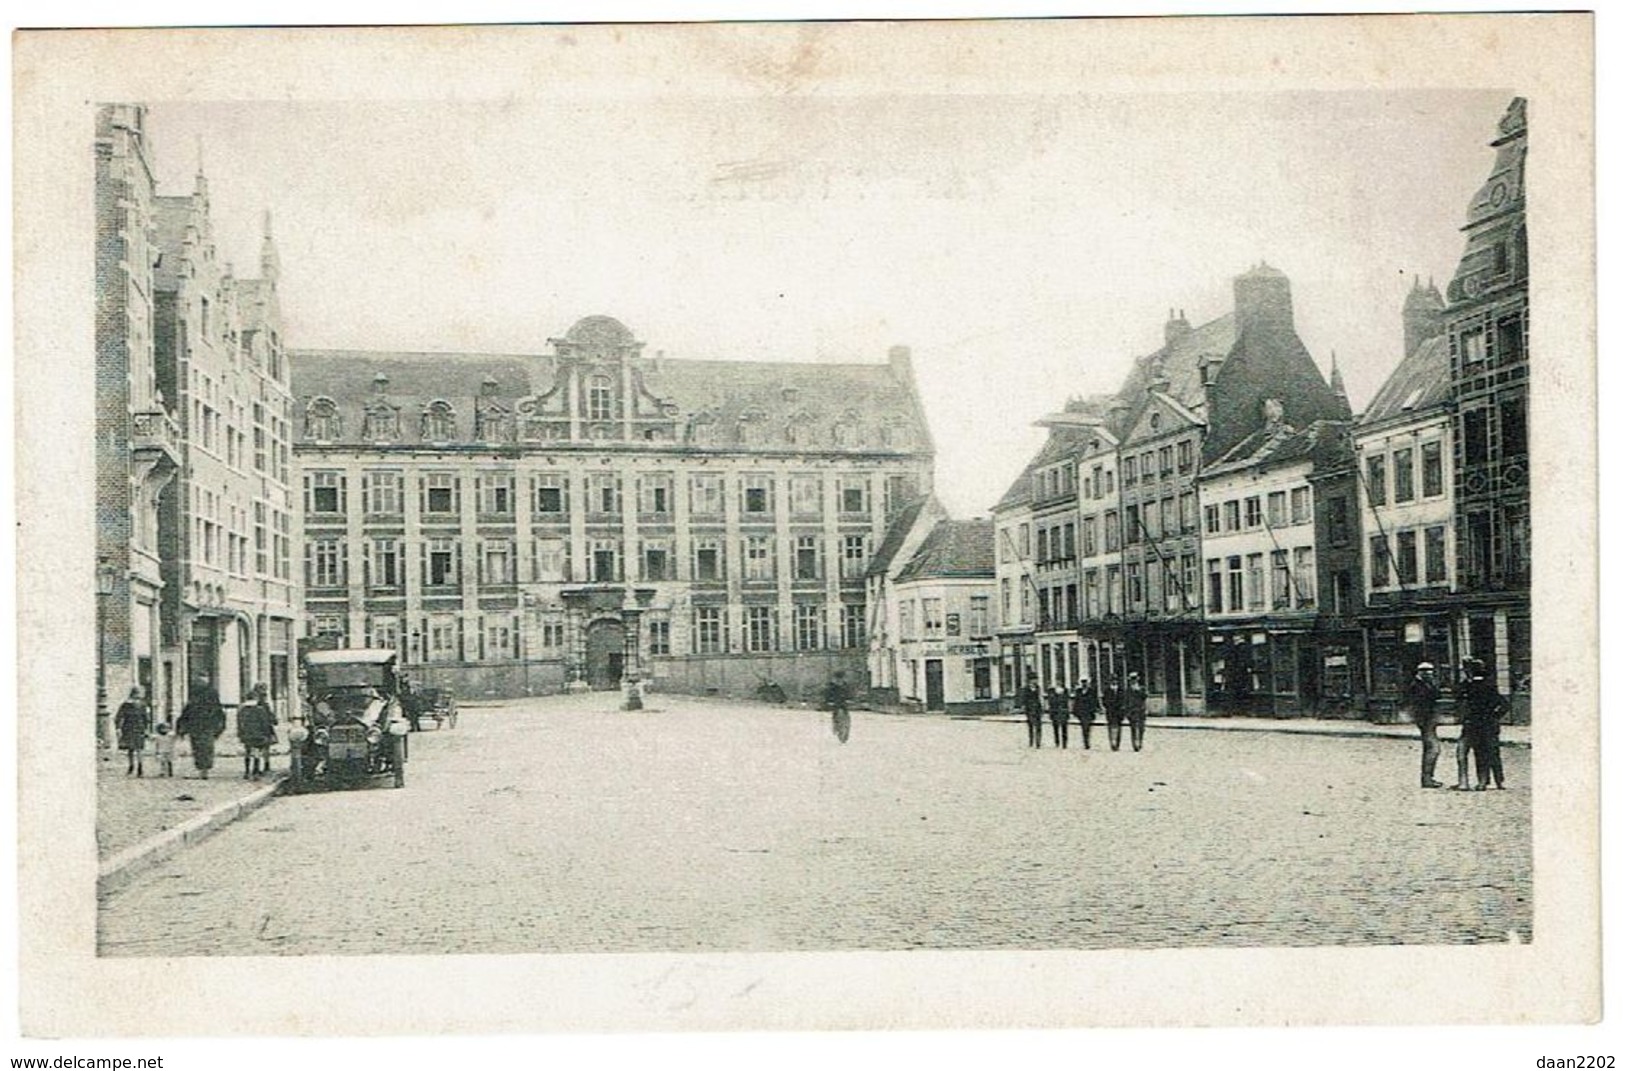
152,721,175,777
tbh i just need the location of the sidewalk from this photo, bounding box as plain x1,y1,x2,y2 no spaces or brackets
967,711,1530,748
97,738,287,896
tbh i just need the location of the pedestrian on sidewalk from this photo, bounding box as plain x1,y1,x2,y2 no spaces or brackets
1048,684,1070,749
152,721,175,777
824,671,852,744
1124,672,1149,752
1102,675,1125,751
114,686,151,777
1072,678,1099,750
237,683,277,780
1458,658,1509,790
1021,681,1044,748
176,684,226,779
1408,662,1444,788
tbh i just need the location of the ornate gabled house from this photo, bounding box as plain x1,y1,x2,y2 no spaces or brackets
1444,97,1530,708
96,103,182,737
290,319,935,700
91,106,303,728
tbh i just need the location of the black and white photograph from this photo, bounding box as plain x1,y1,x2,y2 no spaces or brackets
11,6,1600,1054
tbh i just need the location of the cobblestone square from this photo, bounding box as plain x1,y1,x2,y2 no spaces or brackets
97,694,1531,956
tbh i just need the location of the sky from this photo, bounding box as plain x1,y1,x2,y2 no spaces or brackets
144,86,1509,517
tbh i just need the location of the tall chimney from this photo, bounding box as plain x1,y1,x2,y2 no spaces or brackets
888,344,914,382
1164,308,1192,347
1234,261,1294,337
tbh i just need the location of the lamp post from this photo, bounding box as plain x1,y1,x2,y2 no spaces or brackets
95,556,117,750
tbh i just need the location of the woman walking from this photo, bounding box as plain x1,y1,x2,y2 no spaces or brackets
176,684,226,779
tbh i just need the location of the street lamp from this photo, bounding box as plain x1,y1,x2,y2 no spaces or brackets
95,556,118,750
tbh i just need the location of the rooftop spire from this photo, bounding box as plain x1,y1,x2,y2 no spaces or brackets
259,207,280,285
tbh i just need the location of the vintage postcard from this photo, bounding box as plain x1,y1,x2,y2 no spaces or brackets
13,12,1596,1040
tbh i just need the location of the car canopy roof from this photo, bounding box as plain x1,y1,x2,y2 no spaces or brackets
306,648,398,666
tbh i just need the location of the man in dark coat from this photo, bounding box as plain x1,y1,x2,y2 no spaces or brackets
1102,675,1125,751
236,683,277,780
1458,659,1509,790
114,686,151,776
176,684,226,779
1123,672,1149,752
1048,685,1070,748
1072,678,1099,750
1021,681,1044,748
1408,662,1444,788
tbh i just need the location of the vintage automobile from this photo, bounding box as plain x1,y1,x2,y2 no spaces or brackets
289,648,411,790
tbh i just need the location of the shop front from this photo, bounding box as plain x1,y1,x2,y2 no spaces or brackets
1206,623,1325,717
1362,609,1457,722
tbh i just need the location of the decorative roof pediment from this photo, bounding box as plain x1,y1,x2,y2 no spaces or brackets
1124,390,1204,444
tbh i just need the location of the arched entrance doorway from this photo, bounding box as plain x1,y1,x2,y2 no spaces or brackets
584,619,626,691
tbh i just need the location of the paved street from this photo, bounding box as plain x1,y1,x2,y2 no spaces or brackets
98,693,1530,955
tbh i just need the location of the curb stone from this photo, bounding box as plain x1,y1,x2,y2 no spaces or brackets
97,775,287,898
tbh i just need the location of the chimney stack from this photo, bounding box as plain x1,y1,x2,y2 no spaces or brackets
1164,308,1192,347
1234,261,1294,337
888,344,914,382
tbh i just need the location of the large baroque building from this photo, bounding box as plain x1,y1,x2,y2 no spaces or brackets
289,319,934,699
94,103,299,732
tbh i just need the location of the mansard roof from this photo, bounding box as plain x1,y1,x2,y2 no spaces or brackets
289,333,932,453
1358,334,1452,428
895,518,996,583
1116,311,1237,416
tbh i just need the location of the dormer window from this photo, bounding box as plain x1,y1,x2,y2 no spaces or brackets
475,403,514,443
363,403,399,442
305,397,341,441
738,409,766,446
421,400,456,442
587,375,614,422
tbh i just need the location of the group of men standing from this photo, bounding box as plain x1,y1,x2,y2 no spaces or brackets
1407,658,1510,790
1019,674,1147,753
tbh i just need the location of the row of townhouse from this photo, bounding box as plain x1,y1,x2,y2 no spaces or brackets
992,260,1354,717
989,96,1530,720
95,104,300,738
